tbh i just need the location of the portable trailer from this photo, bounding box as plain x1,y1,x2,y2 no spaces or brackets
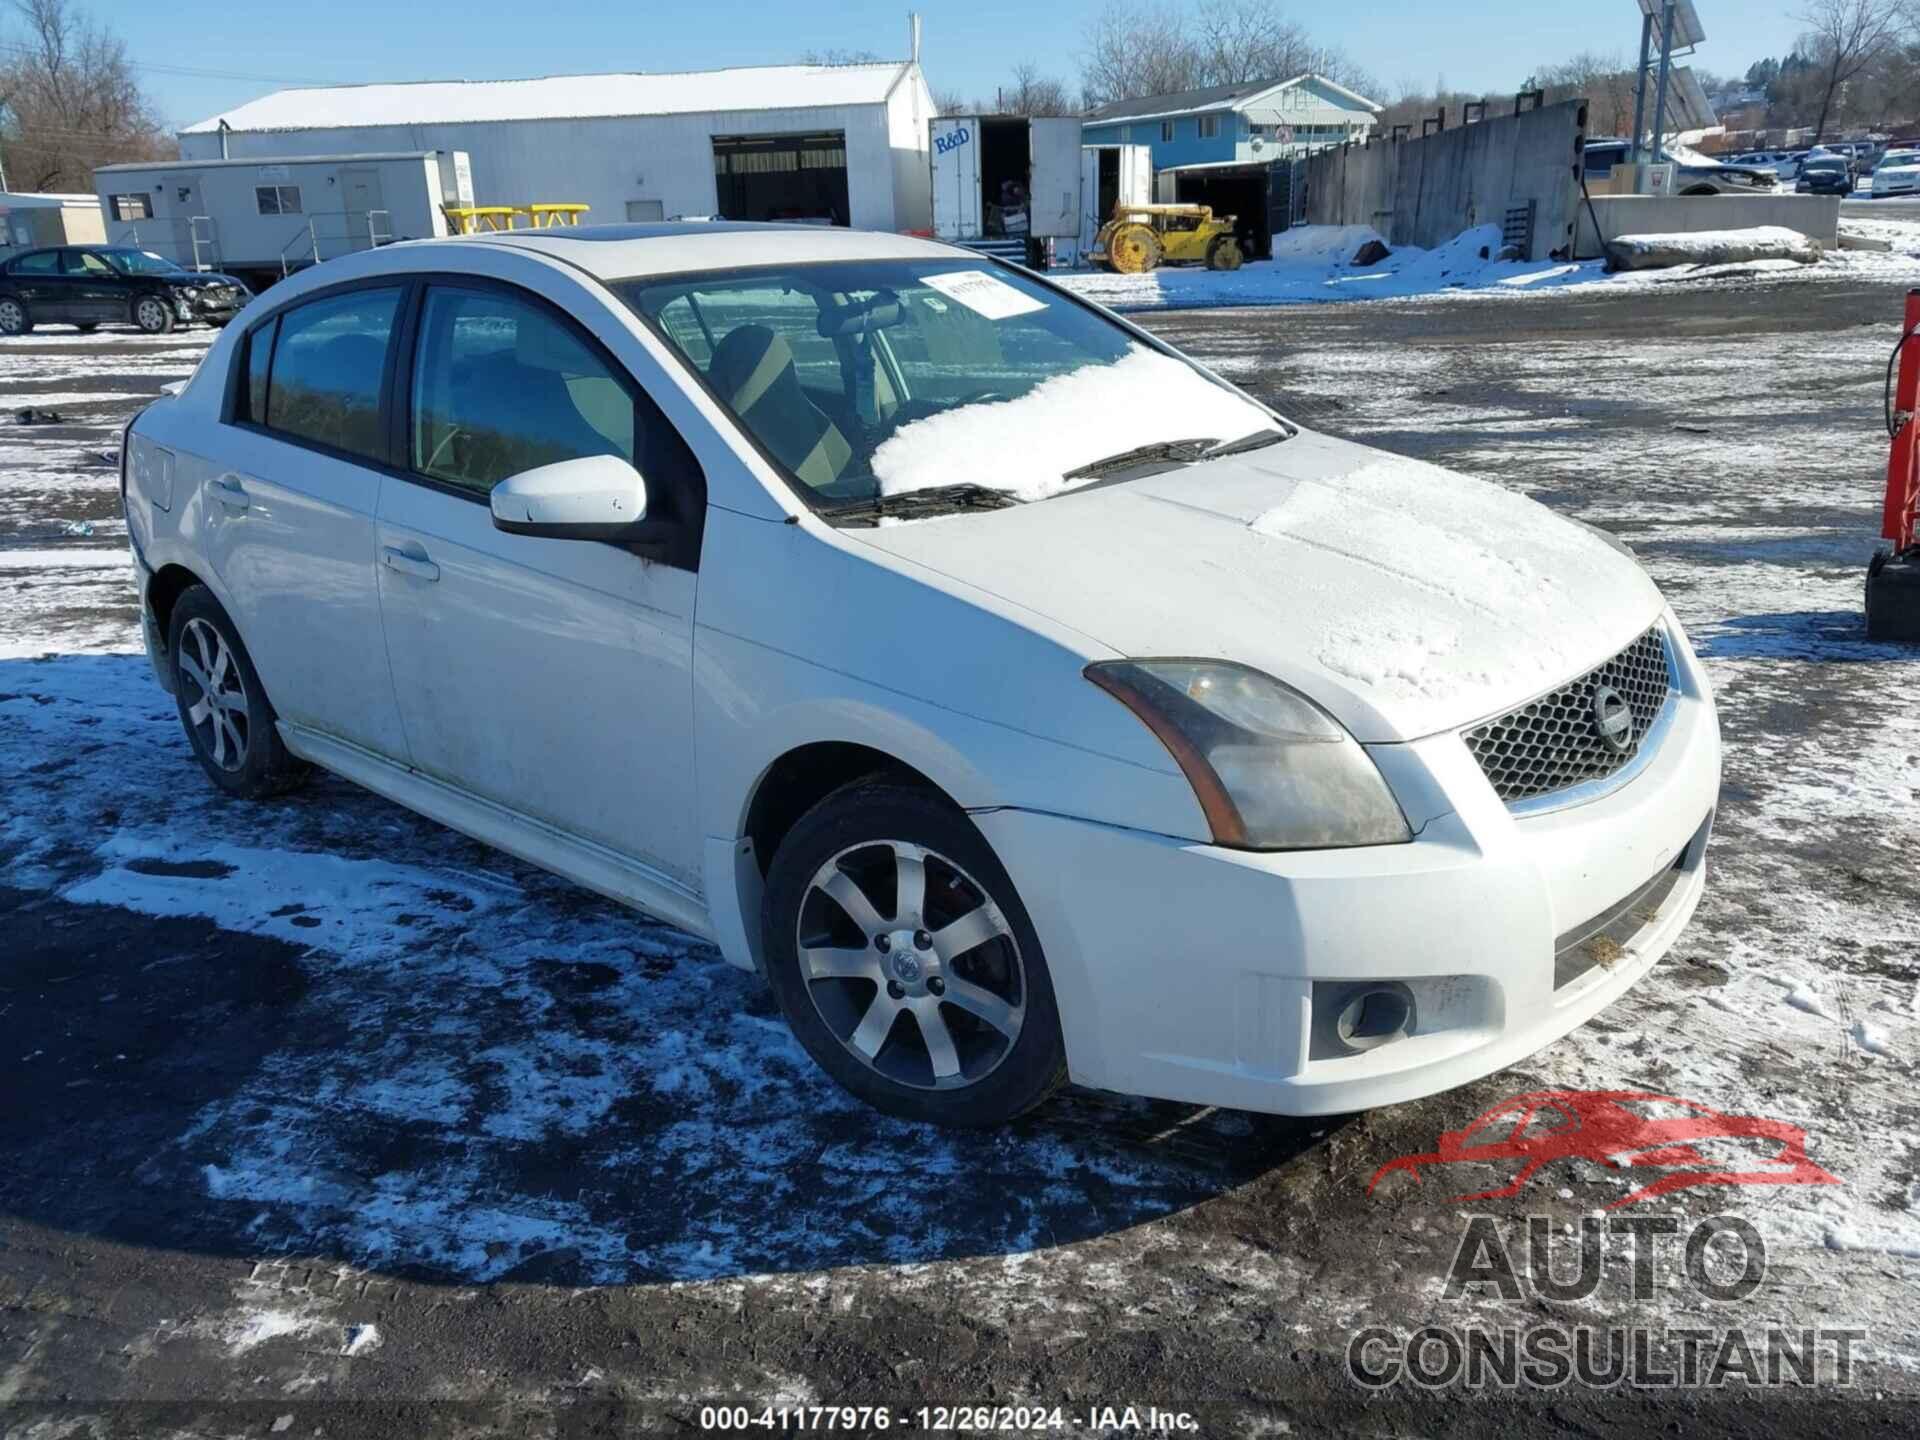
930,114,1082,267
1868,287,1920,641
94,150,473,291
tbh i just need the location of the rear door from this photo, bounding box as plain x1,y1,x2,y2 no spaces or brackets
7,249,66,318
374,280,705,885
1027,118,1082,238
199,284,412,758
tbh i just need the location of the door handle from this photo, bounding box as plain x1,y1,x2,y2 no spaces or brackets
381,544,440,582
210,475,249,511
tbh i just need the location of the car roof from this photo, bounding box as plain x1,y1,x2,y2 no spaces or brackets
442,222,970,281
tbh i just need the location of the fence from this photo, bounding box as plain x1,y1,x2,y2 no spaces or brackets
1299,99,1588,261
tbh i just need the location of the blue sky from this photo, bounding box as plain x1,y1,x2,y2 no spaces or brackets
121,0,1808,130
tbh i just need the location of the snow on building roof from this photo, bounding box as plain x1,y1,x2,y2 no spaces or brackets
183,61,917,135
0,191,99,206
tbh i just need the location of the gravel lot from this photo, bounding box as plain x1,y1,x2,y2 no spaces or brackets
1,271,1917,1437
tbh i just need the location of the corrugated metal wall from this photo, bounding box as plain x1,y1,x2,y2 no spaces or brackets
179,89,934,233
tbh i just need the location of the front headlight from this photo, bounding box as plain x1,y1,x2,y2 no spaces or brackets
1085,659,1411,850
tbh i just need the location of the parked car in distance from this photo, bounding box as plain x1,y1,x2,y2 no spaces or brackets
1796,155,1854,194
120,223,1722,1127
0,245,250,337
1726,148,1808,181
1584,139,1778,195
1871,149,1920,198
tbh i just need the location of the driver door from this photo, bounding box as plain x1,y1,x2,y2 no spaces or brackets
375,281,706,887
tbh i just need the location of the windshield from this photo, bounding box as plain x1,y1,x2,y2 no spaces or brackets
615,259,1281,517
100,248,188,276
1878,151,1920,169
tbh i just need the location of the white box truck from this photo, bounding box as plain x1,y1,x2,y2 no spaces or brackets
94,151,474,291
930,116,1082,267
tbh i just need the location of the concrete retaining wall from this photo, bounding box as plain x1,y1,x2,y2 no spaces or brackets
1299,100,1586,261
1572,194,1842,259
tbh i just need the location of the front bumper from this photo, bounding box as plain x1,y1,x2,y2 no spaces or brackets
978,617,1722,1116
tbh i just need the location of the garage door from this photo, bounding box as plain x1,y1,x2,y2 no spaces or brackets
712,133,850,227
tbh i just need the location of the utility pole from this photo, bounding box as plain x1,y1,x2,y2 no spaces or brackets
1629,11,1653,163
1650,0,1676,165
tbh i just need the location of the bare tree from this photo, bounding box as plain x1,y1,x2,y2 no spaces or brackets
1532,51,1637,137
995,62,1074,116
1794,0,1905,138
931,87,971,117
1079,5,1200,106
801,47,883,66
1079,2,1375,107
0,0,170,191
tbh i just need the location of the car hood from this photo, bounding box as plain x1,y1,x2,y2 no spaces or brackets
851,430,1665,744
158,270,247,289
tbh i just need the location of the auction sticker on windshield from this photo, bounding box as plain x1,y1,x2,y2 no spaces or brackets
921,269,1048,320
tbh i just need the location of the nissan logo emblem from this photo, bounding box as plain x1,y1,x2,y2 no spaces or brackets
1592,684,1635,754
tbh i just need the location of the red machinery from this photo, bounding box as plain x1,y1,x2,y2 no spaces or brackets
1868,288,1920,641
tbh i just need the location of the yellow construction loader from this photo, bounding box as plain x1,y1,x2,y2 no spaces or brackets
1091,203,1244,274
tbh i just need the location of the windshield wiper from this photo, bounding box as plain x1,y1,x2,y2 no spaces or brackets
817,483,1022,524
1201,427,1291,460
1060,437,1216,482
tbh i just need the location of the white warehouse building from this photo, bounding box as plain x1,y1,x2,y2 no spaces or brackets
175,56,936,235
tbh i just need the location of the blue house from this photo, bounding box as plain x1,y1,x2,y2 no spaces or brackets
1082,74,1382,169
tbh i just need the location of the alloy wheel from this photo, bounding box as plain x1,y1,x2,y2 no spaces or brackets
136,297,170,333
797,840,1026,1091
0,300,22,333
177,617,250,771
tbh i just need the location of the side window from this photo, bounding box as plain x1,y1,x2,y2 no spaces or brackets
1198,114,1220,140
256,185,302,216
11,251,57,275
409,286,635,495
63,251,114,276
241,316,277,425
263,287,401,461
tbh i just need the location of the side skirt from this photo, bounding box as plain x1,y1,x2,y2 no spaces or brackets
278,721,716,942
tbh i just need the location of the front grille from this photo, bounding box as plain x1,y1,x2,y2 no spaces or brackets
1463,626,1672,805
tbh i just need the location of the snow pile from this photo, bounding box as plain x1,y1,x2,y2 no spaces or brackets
869,348,1267,502
1267,224,1385,266
1604,225,1821,271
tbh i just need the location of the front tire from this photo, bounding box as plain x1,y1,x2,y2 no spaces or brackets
134,294,176,335
762,780,1067,1127
167,585,309,799
0,297,32,336
75,322,98,334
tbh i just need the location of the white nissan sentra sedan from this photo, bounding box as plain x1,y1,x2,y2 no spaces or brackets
121,224,1721,1128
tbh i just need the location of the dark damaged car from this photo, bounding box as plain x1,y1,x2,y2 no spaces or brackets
0,245,251,337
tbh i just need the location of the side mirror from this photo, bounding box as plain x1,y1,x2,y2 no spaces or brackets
490,454,648,541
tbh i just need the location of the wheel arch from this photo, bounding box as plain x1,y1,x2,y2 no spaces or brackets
147,561,208,657
705,731,986,978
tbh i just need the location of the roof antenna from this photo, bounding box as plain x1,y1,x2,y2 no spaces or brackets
218,118,231,159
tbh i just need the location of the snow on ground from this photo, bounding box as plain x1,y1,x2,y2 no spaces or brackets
1057,220,1920,312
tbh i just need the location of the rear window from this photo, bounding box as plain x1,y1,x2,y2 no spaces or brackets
256,288,401,461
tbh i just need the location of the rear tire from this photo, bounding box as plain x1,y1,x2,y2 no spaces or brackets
0,297,32,336
167,584,309,799
75,322,98,334
134,294,176,335
762,780,1067,1127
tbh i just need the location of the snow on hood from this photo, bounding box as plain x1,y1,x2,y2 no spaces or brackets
870,349,1272,502
852,430,1664,743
